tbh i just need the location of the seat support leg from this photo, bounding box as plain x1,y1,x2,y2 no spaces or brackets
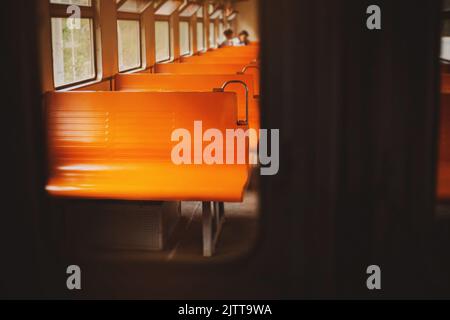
202,201,226,257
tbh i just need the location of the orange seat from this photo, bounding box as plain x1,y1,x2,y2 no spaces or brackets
154,63,260,95
203,46,259,58
115,73,260,136
45,91,249,202
199,53,259,60
181,56,257,65
155,63,246,74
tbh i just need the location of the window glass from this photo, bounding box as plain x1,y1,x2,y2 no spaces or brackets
153,0,165,8
50,0,91,6
197,6,203,18
209,22,215,48
155,20,171,62
442,20,450,61
51,17,95,87
180,21,191,56
218,22,224,43
117,20,141,71
197,22,204,52
117,0,152,13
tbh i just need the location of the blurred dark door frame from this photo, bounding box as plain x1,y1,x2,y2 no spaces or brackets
260,0,446,297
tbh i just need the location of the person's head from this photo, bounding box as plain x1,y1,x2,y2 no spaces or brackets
224,29,234,40
239,30,249,43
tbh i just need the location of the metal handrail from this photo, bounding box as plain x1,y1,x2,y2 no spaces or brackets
213,80,249,126
237,64,260,75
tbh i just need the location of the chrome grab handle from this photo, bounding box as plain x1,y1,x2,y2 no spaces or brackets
237,64,260,75
213,80,249,126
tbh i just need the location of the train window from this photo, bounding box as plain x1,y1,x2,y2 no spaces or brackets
218,21,224,43
196,21,205,52
155,20,171,62
442,1,450,62
117,20,142,72
117,0,152,13
197,6,203,18
442,21,450,61
179,21,191,56
154,0,180,15
209,22,216,48
153,0,165,8
179,0,201,17
50,17,96,88
50,0,91,6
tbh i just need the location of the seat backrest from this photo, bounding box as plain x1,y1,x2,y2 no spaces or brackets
206,46,259,54
202,47,259,58
115,73,255,95
46,91,240,167
115,73,258,130
154,63,260,95
181,56,256,65
202,53,259,59
154,63,245,74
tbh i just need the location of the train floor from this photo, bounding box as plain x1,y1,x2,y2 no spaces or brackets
170,191,260,262
79,191,260,263
49,191,264,298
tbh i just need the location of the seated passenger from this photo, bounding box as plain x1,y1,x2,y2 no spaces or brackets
237,30,251,46
219,29,238,48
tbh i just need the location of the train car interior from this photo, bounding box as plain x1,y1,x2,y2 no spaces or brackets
3,0,450,300
42,0,261,262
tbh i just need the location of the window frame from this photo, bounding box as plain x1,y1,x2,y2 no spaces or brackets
179,18,192,57
116,15,143,73
154,15,172,63
49,1,98,90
